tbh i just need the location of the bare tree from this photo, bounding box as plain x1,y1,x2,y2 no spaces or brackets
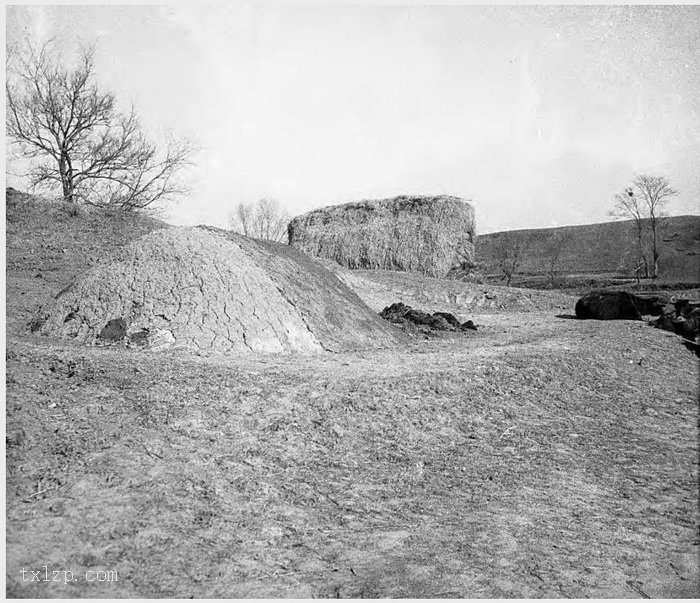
6,39,193,210
493,233,527,286
544,232,567,286
611,175,678,278
633,175,678,278
229,198,290,242
233,202,254,238
611,187,650,278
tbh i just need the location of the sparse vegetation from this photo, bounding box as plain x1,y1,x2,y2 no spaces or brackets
492,232,528,286
6,39,193,210
228,198,290,242
611,175,679,279
543,232,567,286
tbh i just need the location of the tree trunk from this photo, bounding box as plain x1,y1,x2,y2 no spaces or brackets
59,156,75,203
635,225,648,279
651,223,659,278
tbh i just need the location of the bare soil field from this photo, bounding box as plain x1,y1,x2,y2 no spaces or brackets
5,194,700,598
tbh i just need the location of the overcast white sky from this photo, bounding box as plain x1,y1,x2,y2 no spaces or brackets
5,3,700,233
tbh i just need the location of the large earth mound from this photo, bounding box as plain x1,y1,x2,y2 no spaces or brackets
288,195,475,278
34,226,404,354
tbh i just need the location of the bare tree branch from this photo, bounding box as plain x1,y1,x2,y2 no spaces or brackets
610,174,678,278
544,232,567,286
633,174,678,278
6,38,194,211
493,233,527,286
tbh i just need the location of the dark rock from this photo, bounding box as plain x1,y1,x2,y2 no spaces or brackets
433,312,462,329
575,291,666,321
99,318,128,342
380,302,475,333
675,299,700,317
633,295,667,316
405,308,437,327
650,304,676,332
431,315,454,331
646,297,700,351
379,302,410,322
671,307,700,341
575,289,700,351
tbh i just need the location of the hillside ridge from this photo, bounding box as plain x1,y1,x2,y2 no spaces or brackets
480,214,699,235
476,214,700,283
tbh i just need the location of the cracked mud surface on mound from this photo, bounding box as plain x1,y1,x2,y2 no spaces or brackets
36,226,404,354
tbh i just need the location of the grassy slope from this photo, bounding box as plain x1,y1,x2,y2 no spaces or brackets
476,215,700,284
5,190,167,333
5,191,700,598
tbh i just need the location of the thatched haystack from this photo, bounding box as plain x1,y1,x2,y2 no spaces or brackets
34,226,404,354
288,195,476,278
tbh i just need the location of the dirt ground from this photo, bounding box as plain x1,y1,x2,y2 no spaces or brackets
5,193,699,598
6,310,699,598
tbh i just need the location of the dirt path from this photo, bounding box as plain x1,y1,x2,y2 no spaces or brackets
6,313,699,598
